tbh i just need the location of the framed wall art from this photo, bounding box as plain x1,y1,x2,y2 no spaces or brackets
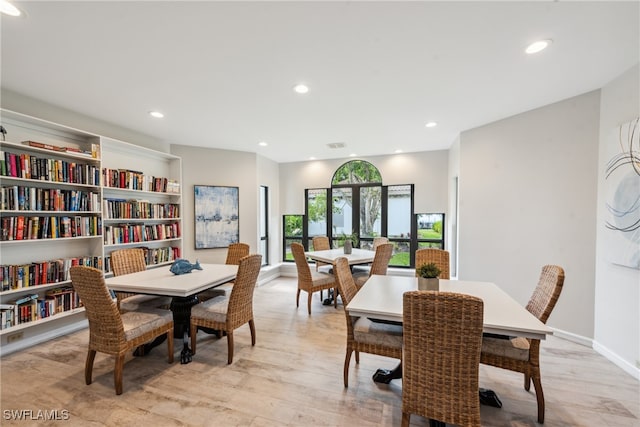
194,185,239,249
604,117,639,269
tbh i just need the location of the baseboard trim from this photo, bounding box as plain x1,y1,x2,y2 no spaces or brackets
551,327,593,347
592,340,640,380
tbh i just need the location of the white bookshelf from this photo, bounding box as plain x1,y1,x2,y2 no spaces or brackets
0,109,183,355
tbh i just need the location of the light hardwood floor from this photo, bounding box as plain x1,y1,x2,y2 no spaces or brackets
1,277,638,426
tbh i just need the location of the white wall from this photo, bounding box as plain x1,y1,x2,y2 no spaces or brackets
594,64,640,378
170,145,260,264
458,90,601,340
280,151,449,213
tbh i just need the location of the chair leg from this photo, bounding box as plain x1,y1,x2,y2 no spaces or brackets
85,349,96,385
167,329,174,363
296,289,301,307
333,287,338,308
401,412,410,427
524,371,531,391
227,331,234,364
355,350,360,364
249,319,256,346
307,292,312,315
190,321,197,355
344,349,353,387
114,354,125,395
532,375,545,423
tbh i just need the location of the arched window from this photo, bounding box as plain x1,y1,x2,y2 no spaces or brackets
331,160,382,185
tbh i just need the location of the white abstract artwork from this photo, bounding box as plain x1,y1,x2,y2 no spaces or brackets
604,118,640,269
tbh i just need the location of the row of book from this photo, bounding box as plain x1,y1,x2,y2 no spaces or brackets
0,215,102,241
21,140,99,158
1,287,81,330
1,185,100,212
0,257,103,292
102,168,180,193
103,199,180,219
1,150,100,185
103,246,181,273
103,222,181,245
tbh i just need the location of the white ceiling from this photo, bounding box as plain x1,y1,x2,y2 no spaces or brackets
1,1,638,163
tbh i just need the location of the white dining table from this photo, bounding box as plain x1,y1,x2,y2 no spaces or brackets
346,275,552,340
304,248,376,266
105,263,238,363
105,263,238,297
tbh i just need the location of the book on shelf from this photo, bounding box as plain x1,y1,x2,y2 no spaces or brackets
22,140,66,152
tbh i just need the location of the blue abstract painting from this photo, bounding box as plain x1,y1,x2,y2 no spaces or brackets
194,185,239,249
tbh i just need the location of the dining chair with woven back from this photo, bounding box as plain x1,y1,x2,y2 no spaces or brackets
291,242,336,314
402,291,484,427
333,256,403,387
69,266,174,395
110,248,172,312
372,236,389,249
190,254,262,364
352,242,394,289
198,242,250,302
311,236,331,271
480,264,565,424
415,248,450,280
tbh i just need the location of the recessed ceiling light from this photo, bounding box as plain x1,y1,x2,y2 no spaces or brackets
425,122,437,128
349,153,357,157
525,39,552,54
0,1,21,16
309,156,316,160
293,84,309,94
395,149,403,154
149,111,164,118
258,141,268,147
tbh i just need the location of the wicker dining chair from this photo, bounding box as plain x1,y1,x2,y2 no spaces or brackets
198,242,250,301
402,291,484,427
190,254,262,364
110,248,172,312
333,257,403,387
415,248,450,279
480,265,565,424
69,266,174,395
311,235,332,270
291,242,337,314
372,236,389,249
352,242,394,288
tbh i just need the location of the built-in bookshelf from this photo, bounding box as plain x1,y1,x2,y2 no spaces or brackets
0,109,182,355
100,137,182,276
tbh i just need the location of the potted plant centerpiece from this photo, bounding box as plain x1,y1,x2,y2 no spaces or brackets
339,232,359,254
416,262,441,291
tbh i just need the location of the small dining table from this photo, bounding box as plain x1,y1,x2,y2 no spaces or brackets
105,263,238,363
346,274,553,385
305,248,376,304
304,247,376,266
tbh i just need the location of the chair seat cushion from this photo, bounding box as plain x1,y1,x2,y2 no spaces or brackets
121,309,173,341
310,271,334,286
482,336,530,361
120,295,172,312
353,317,403,348
191,295,229,323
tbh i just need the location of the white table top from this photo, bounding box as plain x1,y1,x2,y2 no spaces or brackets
304,248,375,265
346,275,553,340
105,263,238,297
